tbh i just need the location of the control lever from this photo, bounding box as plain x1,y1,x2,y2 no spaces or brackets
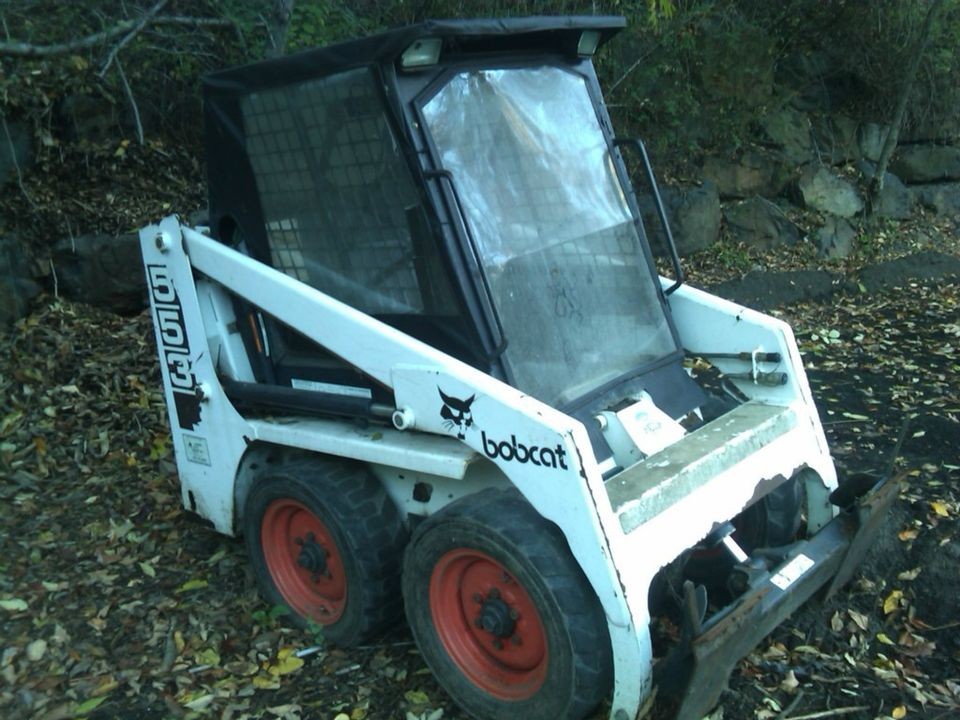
724,371,788,386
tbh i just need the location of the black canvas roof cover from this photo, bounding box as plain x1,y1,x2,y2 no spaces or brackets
203,16,625,94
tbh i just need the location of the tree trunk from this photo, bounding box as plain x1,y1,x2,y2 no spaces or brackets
869,0,947,210
265,0,296,58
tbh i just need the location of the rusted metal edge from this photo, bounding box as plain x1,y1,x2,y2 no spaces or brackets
659,471,898,720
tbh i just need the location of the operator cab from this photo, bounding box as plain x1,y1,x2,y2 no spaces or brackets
203,17,705,464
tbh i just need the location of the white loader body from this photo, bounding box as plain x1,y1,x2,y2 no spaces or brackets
141,215,839,720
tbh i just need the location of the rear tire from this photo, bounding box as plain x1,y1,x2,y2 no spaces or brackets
402,489,611,720
244,456,406,645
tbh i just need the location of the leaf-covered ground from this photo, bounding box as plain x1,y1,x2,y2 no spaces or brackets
1,270,958,719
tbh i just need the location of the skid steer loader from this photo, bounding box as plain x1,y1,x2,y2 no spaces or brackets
141,16,896,720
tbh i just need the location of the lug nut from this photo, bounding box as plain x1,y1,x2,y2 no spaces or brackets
492,639,503,650
488,587,500,600
472,593,483,603
508,608,519,620
510,635,522,646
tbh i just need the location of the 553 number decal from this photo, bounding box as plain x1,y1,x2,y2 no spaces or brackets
147,265,203,430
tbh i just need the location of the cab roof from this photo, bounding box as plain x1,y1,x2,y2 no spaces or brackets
204,16,625,95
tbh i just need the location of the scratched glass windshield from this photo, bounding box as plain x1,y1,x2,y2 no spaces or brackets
423,67,677,405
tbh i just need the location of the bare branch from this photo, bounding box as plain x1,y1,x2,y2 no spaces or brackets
1,113,35,208
0,0,167,58
99,0,169,77
152,14,245,48
116,57,144,146
152,16,235,29
869,0,947,208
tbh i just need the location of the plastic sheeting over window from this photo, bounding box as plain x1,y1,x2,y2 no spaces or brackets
423,67,677,405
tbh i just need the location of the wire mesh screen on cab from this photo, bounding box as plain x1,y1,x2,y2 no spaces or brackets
240,67,452,316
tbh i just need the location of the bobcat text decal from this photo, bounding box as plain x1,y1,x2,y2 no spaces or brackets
147,265,202,430
438,387,567,470
481,432,568,470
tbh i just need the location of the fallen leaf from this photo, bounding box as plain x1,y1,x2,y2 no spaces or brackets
267,704,302,718
268,648,304,676
884,589,904,615
848,609,869,631
26,639,47,661
252,673,281,690
0,598,28,612
930,501,950,517
224,660,259,676
176,578,208,593
892,705,907,718
780,669,800,692
405,689,430,705
195,647,221,666
73,696,108,715
897,567,922,581
184,693,215,711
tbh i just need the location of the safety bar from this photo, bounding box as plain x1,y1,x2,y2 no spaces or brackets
614,137,685,295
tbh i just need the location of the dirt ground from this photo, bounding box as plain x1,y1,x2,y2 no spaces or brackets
1,237,958,719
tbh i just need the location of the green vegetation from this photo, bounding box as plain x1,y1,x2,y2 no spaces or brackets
1,1,956,158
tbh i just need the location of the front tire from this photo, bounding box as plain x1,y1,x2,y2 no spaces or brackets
244,456,405,645
402,489,611,720
684,477,804,586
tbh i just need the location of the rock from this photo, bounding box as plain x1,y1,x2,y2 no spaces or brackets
639,182,721,257
777,51,836,111
703,150,791,199
814,217,857,259
875,174,914,219
762,107,813,163
900,115,960,143
724,197,800,249
890,145,960,183
797,165,864,218
911,182,960,215
0,118,32,186
59,95,120,143
51,233,146,314
855,161,915,219
811,114,860,164
853,251,960,293
857,123,889,163
0,235,40,327
709,269,838,311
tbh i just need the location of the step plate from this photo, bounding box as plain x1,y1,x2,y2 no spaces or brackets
607,402,797,534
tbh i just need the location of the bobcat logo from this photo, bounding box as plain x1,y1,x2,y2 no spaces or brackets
439,388,475,440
